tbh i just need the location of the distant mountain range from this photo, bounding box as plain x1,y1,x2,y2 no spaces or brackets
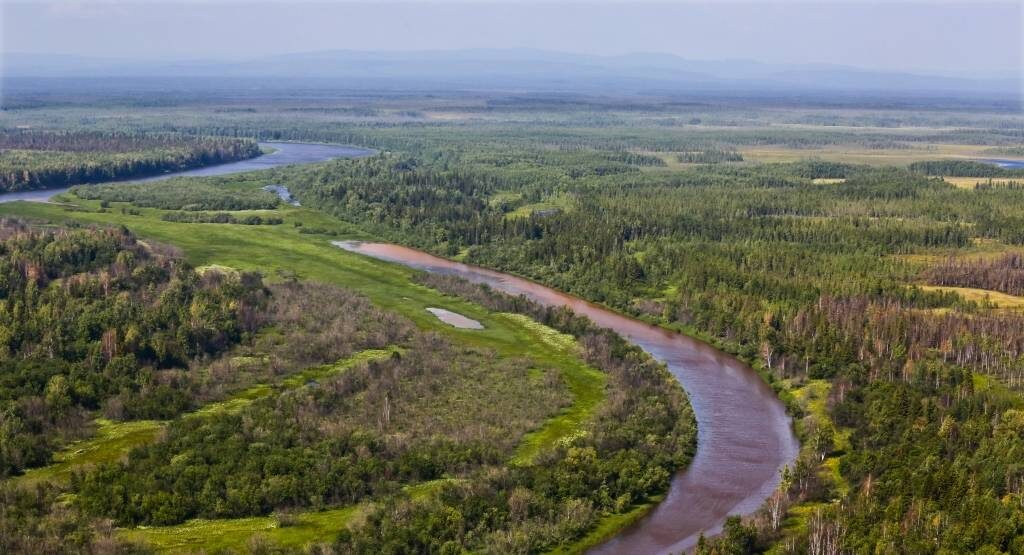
4,49,1019,97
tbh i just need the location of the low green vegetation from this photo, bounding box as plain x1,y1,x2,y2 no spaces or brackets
118,505,365,553
13,419,163,486
497,313,605,464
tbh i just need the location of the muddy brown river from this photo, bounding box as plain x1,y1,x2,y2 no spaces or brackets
334,241,799,554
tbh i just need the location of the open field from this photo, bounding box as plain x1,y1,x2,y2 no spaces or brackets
12,419,163,487
742,143,1023,166
119,505,367,553
942,176,1024,189
119,479,457,553
919,285,1024,310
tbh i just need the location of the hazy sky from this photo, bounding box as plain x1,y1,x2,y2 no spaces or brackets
2,1,1021,77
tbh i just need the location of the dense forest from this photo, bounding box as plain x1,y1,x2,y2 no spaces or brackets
0,131,260,192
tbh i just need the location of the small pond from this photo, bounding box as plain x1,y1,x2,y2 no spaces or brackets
425,307,484,329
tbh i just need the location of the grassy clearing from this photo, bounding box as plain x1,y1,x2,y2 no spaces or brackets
192,348,399,419
942,176,1023,189
488,191,523,207
121,479,460,553
641,151,691,170
195,263,240,276
773,501,833,544
279,348,399,389
792,380,851,496
811,178,846,185
14,419,163,486
499,312,578,352
972,374,1024,407
499,313,607,465
10,349,397,487
741,143,1002,166
919,285,1024,310
505,192,576,219
893,241,1022,267
119,505,365,553
1,195,608,468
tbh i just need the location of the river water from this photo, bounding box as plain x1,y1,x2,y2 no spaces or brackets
334,241,799,554
0,141,374,203
979,159,1024,170
3,139,797,553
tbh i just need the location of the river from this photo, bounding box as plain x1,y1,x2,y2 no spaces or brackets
3,140,798,552
979,159,1024,170
0,141,374,203
334,241,799,554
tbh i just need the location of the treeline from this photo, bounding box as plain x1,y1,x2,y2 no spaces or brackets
0,131,260,192
677,148,743,163
160,211,283,225
72,178,281,211
925,253,1024,296
909,159,1024,177
0,130,247,154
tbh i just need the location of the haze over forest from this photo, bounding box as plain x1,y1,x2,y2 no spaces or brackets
3,1,1022,98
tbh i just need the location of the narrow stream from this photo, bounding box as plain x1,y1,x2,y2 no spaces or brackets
334,240,799,554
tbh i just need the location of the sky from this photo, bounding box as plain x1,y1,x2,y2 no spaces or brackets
2,1,1021,78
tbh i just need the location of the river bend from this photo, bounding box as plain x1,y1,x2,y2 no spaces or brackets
334,241,799,554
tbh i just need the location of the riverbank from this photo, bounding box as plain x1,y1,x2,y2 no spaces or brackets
0,141,374,203
335,241,798,554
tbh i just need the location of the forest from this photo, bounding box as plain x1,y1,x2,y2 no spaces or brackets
1,91,1023,553
0,131,261,192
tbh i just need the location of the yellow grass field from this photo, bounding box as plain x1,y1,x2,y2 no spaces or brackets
920,285,1024,310
942,176,1024,189
811,178,846,184
741,143,1023,167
